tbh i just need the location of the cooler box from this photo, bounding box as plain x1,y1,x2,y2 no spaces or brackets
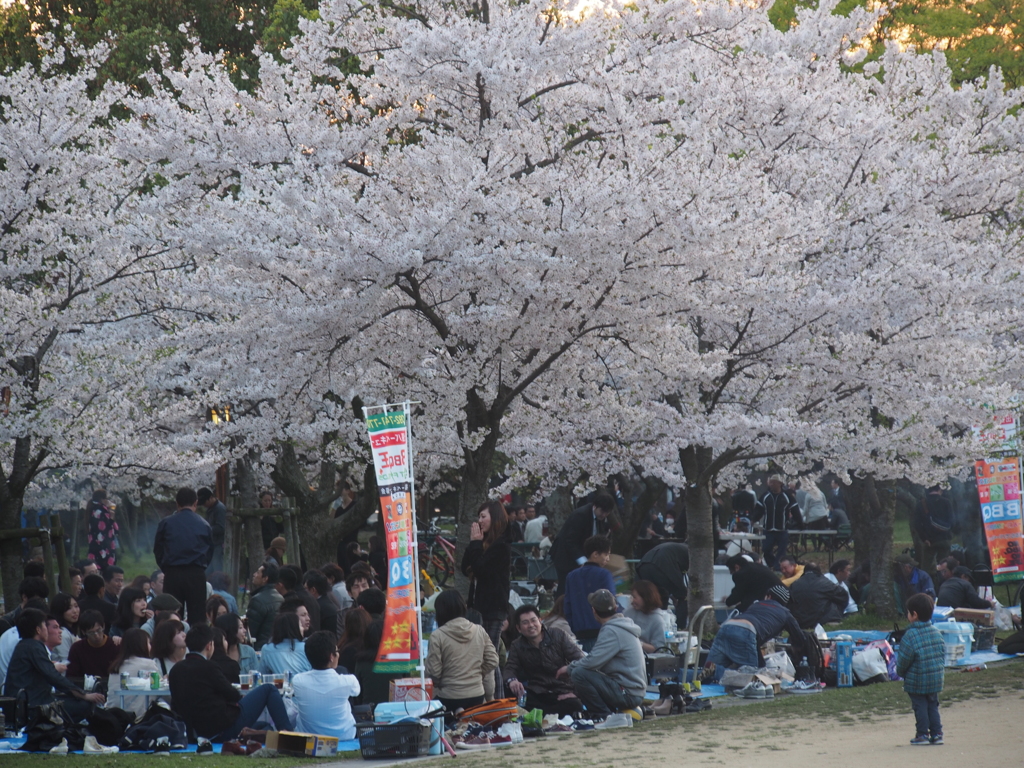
373,700,444,755
932,621,974,666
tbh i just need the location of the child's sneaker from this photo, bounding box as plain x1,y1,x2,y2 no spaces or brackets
930,733,944,745
909,735,931,745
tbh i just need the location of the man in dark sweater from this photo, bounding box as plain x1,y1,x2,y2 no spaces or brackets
936,567,993,610
725,555,784,612
67,610,120,681
169,624,291,742
4,609,105,721
550,494,616,597
563,536,617,651
788,563,849,628
636,542,690,628
154,487,212,625
706,586,806,681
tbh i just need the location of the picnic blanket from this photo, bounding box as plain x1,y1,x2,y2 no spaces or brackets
0,735,362,754
644,683,726,700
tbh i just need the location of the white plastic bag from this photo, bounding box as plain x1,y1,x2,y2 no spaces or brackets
851,648,888,682
764,651,796,680
993,600,1014,631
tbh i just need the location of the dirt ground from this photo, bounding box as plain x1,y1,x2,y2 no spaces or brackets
396,690,1023,768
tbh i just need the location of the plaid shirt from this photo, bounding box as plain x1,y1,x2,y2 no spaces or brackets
896,621,945,694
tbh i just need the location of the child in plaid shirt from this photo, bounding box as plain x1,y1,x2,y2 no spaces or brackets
896,593,946,745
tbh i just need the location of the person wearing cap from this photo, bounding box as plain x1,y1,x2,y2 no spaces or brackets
154,487,213,626
704,585,806,682
936,567,992,610
565,589,646,724
266,537,287,566
141,593,189,636
895,554,936,607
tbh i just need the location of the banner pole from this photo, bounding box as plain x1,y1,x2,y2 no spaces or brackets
405,401,426,692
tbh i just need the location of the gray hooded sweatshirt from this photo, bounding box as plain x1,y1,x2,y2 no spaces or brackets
568,614,647,698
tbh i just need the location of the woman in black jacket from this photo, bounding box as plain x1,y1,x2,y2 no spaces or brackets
461,500,511,651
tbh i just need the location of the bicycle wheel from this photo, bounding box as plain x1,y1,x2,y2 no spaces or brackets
429,545,454,587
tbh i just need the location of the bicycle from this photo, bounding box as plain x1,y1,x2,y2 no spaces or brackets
418,523,456,589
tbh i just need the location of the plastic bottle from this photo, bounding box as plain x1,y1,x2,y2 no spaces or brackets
797,656,811,683
517,682,528,708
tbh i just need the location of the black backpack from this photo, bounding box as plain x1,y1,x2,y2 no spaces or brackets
119,702,188,752
20,701,86,753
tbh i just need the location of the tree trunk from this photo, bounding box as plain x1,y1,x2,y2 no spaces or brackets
850,474,899,619
613,474,666,558
842,477,871,565
453,438,499,596
543,485,575,535
0,498,22,609
678,445,717,617
235,452,264,582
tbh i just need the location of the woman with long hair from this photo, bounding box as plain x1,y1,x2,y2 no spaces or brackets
49,593,80,663
111,587,152,638
108,628,160,716
337,606,371,673
210,627,240,683
151,618,186,675
259,612,311,674
424,590,498,718
206,594,230,626
624,579,669,653
129,574,152,596
214,613,259,674
460,500,511,650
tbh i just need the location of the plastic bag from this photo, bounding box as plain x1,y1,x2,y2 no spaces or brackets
851,647,888,682
764,651,796,680
993,600,1014,631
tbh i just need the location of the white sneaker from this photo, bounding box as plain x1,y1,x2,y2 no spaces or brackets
49,738,69,755
734,680,773,699
594,713,633,729
83,736,119,754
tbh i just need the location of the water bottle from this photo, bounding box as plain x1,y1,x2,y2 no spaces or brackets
516,682,527,708
797,656,811,683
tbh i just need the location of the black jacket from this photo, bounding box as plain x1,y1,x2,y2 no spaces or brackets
4,638,83,708
760,491,801,531
550,506,610,574
77,593,117,633
317,593,340,634
503,627,583,695
168,652,241,738
461,539,510,621
936,577,990,609
789,571,848,628
638,543,689,595
154,509,212,569
725,563,783,611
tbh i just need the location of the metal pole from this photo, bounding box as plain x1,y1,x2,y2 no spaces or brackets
405,401,426,691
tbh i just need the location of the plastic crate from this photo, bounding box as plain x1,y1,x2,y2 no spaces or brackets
357,721,430,759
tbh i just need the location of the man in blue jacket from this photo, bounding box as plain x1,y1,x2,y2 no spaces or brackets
154,488,212,625
563,536,617,651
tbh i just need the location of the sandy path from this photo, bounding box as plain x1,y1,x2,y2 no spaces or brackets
409,691,1023,768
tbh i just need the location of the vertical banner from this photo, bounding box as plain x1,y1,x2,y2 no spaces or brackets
366,406,420,673
975,457,1024,583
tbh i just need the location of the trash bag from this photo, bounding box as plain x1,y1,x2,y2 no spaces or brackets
87,706,135,746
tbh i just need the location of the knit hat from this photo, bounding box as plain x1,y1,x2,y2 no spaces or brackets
895,553,918,568
270,537,287,551
588,589,618,616
768,585,790,605
150,593,181,612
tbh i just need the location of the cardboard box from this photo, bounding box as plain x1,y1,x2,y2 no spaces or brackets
390,677,434,702
836,641,854,688
953,608,994,627
265,731,339,758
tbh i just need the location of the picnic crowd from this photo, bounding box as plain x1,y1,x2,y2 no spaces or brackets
0,477,1011,752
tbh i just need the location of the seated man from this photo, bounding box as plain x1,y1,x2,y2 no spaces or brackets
67,610,121,681
896,554,936,601
303,571,340,634
77,574,117,633
169,624,291,743
0,597,49,688
563,536,616,651
778,555,805,588
936,566,992,610
725,555,783,612
291,631,361,740
505,605,583,717
788,563,848,628
705,585,806,681
4,608,104,721
566,590,646,726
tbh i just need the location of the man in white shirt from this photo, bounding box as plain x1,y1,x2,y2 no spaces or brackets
291,631,361,740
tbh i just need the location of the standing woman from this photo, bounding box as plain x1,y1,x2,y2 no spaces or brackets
87,488,119,567
461,501,511,651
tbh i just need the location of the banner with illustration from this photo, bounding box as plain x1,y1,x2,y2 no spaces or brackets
975,457,1024,583
365,406,421,673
